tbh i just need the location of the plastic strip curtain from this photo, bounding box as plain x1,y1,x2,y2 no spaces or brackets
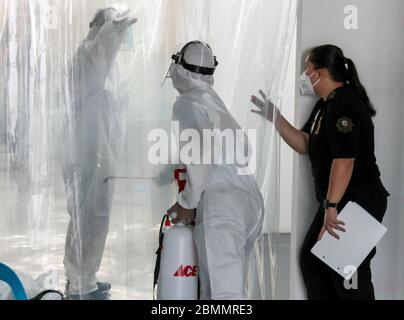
0,0,297,299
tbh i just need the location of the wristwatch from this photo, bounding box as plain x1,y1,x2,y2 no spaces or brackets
323,199,338,209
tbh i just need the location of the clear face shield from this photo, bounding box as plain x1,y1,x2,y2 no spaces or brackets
160,62,174,87
160,43,186,87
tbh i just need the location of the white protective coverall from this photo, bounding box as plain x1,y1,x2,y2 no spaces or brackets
60,8,135,295
170,42,264,300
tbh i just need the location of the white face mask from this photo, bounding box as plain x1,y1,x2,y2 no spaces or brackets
298,69,320,96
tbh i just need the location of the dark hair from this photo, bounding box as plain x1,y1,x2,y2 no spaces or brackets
309,44,376,117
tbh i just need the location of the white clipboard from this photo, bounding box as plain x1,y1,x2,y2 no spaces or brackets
311,201,387,280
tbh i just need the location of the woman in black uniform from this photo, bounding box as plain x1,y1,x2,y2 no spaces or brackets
250,45,389,300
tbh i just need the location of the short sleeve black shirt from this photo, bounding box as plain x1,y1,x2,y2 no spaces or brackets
302,86,381,195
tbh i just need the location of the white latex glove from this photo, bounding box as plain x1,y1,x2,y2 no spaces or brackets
113,9,138,28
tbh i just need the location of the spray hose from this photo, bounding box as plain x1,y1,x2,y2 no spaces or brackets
153,214,171,300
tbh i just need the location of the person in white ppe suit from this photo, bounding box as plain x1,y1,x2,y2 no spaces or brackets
166,41,264,300
60,7,137,300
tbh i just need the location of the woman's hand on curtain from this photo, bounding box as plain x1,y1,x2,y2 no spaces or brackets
250,90,279,122
251,90,309,155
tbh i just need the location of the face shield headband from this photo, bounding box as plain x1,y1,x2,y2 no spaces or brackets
171,41,219,76
161,41,219,87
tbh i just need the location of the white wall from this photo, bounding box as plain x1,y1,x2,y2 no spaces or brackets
291,0,404,299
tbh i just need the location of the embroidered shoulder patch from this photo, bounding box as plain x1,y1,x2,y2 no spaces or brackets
336,117,354,133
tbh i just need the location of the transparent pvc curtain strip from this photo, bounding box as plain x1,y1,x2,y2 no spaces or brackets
248,0,298,300
0,0,297,299
0,0,87,296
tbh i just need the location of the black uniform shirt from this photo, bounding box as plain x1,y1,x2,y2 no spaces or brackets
302,86,381,196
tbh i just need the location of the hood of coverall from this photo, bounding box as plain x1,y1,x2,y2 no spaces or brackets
86,5,128,41
170,42,216,94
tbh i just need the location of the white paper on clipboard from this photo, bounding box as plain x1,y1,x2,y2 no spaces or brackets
311,201,387,280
